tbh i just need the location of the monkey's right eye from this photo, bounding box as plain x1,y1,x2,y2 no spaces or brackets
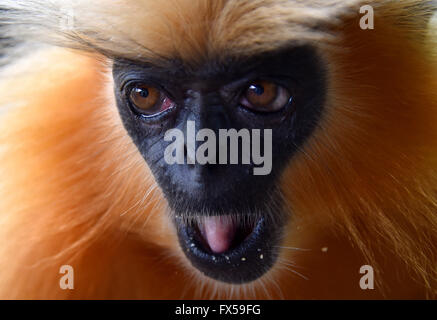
128,84,175,116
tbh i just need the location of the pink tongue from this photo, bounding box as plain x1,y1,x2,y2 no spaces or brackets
202,216,237,254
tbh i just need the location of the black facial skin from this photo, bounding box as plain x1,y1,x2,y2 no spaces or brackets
112,46,326,284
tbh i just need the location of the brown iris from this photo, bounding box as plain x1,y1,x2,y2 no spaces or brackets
129,84,161,114
240,80,291,112
245,81,277,108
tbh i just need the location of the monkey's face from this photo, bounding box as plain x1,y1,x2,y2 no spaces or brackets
112,46,326,283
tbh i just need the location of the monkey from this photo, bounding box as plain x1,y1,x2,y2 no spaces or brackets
0,0,436,299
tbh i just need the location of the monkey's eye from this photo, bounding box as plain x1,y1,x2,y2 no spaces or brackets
128,84,175,116
239,80,291,113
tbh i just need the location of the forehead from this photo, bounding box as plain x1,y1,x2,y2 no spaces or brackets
68,0,364,63
111,45,324,99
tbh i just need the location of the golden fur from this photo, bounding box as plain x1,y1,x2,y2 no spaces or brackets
0,0,436,299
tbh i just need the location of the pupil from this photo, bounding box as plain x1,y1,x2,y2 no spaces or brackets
137,87,149,98
250,84,264,96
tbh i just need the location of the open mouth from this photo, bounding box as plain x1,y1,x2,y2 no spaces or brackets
175,214,281,284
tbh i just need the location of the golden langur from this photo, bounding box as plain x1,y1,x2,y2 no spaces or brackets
0,0,436,299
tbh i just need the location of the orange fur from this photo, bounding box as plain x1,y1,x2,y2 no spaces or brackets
0,0,436,299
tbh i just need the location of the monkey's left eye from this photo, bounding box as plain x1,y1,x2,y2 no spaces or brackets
239,80,291,113
128,84,175,116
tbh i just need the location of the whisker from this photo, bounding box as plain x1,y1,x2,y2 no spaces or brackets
278,263,309,281
274,245,311,251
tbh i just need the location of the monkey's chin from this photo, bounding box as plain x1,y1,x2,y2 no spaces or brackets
174,214,282,284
